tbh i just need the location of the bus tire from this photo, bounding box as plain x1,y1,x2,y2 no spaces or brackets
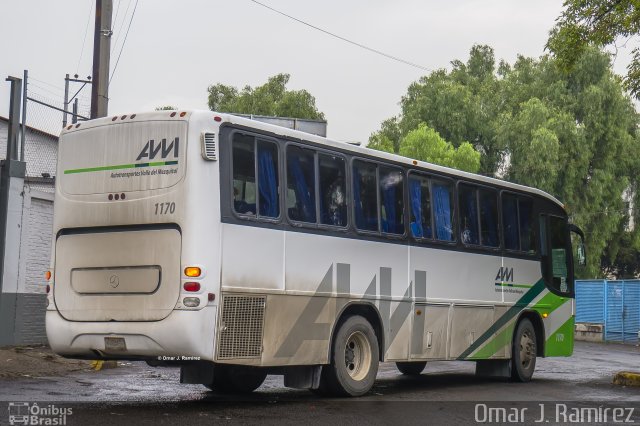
205,365,267,393
511,318,537,382
396,361,427,376
320,315,379,397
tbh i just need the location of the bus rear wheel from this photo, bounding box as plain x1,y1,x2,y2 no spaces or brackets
205,365,267,393
319,315,379,397
511,318,537,382
396,361,427,376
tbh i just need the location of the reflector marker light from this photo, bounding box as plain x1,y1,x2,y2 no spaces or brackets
184,267,201,278
45,271,51,281
183,297,200,308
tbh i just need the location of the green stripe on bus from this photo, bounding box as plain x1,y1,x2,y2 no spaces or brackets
532,292,568,313
544,316,574,356
457,279,546,360
64,160,178,174
466,289,570,360
494,282,534,289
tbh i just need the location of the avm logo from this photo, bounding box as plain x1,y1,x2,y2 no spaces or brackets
136,137,179,161
495,266,514,282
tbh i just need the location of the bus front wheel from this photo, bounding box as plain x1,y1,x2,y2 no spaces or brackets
511,318,537,382
319,315,379,397
205,365,267,393
396,361,427,376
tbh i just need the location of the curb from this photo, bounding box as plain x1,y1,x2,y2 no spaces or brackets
613,371,640,387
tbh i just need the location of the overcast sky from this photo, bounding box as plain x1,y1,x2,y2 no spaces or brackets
1,1,637,143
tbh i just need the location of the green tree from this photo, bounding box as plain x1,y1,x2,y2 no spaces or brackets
207,73,325,120
547,0,640,98
369,123,481,173
370,45,640,277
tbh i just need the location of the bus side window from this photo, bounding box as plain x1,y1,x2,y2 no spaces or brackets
479,189,499,247
257,140,279,218
432,180,454,241
319,154,347,227
459,184,479,245
519,198,536,253
502,194,519,250
353,160,378,232
408,174,433,239
287,145,317,223
232,134,257,216
379,166,404,235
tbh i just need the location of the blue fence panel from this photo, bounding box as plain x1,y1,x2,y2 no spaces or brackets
605,281,625,342
575,280,605,323
623,280,640,343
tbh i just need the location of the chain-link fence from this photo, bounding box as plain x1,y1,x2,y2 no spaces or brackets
21,74,91,193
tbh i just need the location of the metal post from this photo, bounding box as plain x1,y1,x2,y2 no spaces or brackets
21,70,27,162
90,0,113,119
0,78,27,345
5,77,22,161
72,98,79,124
63,73,69,128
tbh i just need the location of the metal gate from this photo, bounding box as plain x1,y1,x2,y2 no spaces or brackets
576,280,640,343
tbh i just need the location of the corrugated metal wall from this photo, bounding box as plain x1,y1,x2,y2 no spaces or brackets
576,280,640,343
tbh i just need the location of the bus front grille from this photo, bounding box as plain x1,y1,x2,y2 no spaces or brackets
218,294,266,359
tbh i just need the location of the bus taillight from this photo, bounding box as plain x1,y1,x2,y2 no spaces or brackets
183,282,200,292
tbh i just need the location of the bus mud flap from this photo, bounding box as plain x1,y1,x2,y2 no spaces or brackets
283,365,322,389
180,362,215,384
475,360,510,378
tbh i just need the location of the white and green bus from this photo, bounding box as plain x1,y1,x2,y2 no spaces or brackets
46,110,585,396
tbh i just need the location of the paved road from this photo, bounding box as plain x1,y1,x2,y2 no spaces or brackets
1,341,639,425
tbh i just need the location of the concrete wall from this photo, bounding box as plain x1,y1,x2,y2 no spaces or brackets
0,118,56,346
574,322,604,343
16,188,54,344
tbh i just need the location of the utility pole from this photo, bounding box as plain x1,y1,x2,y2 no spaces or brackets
90,0,113,119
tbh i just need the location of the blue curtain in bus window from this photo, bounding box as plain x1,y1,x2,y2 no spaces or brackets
433,183,453,241
409,178,423,238
258,145,278,218
289,153,316,222
381,184,396,233
503,196,519,250
461,187,479,245
353,166,364,228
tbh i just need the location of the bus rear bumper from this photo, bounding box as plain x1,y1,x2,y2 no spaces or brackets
45,306,217,362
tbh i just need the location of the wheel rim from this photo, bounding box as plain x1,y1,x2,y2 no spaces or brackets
344,331,372,381
519,329,535,370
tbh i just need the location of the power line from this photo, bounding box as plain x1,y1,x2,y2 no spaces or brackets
109,0,139,85
112,0,122,28
112,0,132,53
248,0,430,72
76,1,94,73
28,76,64,92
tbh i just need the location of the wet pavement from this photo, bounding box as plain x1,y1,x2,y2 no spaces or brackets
1,341,638,425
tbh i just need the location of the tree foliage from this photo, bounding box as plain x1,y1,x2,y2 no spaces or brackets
369,123,481,173
207,73,325,120
369,44,640,278
547,0,640,99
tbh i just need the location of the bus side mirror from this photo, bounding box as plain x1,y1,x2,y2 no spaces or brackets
569,224,586,267
576,242,586,266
